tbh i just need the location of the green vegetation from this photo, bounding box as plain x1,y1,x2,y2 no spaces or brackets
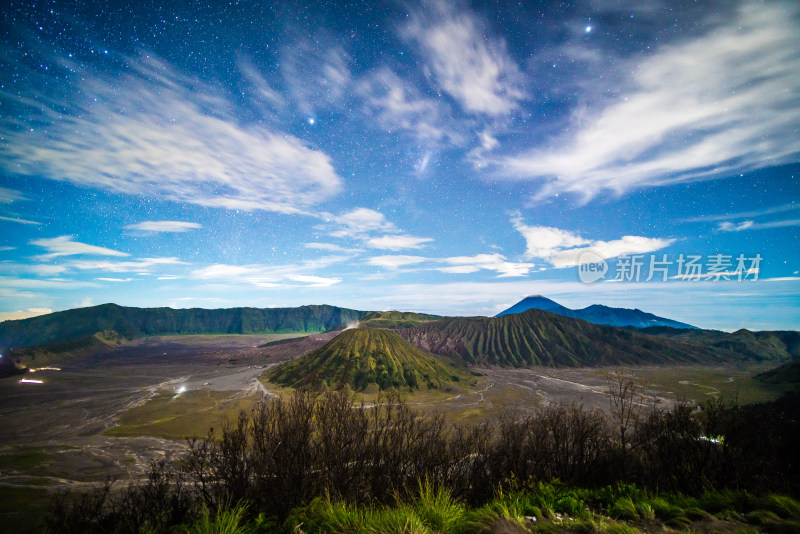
757,359,800,387
45,388,800,533
267,328,469,392
0,485,50,533
8,329,126,367
398,309,733,367
0,303,365,349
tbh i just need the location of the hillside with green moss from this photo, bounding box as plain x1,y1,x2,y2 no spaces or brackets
0,303,366,349
398,309,739,367
267,328,466,391
635,326,800,362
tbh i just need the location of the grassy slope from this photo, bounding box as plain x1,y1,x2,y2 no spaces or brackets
105,389,255,440
0,303,366,349
267,328,467,392
398,309,744,367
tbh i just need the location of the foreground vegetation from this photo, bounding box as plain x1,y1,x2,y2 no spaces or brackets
45,376,800,533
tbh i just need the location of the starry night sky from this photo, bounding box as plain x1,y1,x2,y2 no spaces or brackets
1,0,798,330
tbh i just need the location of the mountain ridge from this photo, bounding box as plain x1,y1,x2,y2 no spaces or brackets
398,308,750,367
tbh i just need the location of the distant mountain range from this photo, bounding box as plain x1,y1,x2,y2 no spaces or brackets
0,303,366,349
267,328,466,392
2,302,797,372
496,295,697,329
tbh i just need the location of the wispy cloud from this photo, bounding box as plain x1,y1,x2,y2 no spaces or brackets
304,243,365,253
356,67,461,144
512,215,674,268
367,253,534,277
0,215,40,225
31,236,129,259
495,2,800,201
96,277,133,282
683,202,799,223
0,187,26,203
366,235,433,251
284,274,341,287
281,38,352,116
437,253,533,277
125,221,202,233
0,276,99,289
326,208,399,239
717,219,800,232
0,263,68,276
190,256,349,288
0,54,342,214
402,1,526,115
0,307,53,322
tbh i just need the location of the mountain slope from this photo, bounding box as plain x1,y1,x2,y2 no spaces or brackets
0,303,365,349
359,310,442,329
495,295,568,316
496,295,696,329
398,309,734,367
267,328,465,391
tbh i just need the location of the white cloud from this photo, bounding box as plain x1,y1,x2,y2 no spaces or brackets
322,208,434,251
96,277,133,282
717,219,800,232
367,255,428,269
69,257,185,272
495,2,800,200
31,236,129,259
0,55,342,214
513,216,674,268
125,221,201,233
0,215,40,225
0,307,53,322
403,1,526,115
366,235,434,251
326,208,399,239
0,246,15,252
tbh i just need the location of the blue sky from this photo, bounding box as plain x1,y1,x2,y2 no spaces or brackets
0,0,798,331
